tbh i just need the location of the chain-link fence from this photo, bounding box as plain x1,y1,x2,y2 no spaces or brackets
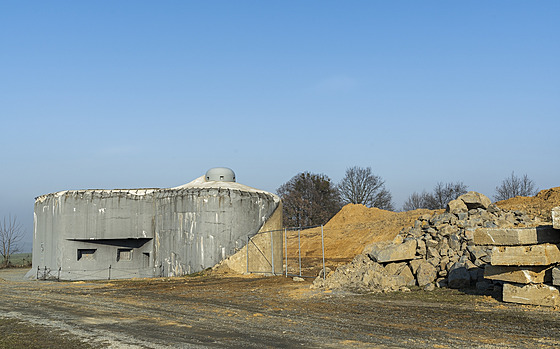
247,225,328,280
35,265,153,281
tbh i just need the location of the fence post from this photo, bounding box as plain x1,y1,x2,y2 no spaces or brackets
270,231,275,275
284,228,288,277
36,265,39,279
43,266,47,280
321,225,326,280
298,227,302,277
108,265,111,280
58,267,61,281
246,235,249,274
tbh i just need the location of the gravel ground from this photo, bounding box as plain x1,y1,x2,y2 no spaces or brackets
1,268,560,348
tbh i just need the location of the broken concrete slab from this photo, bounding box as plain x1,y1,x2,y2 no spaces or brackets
367,239,417,263
474,226,560,246
447,198,467,215
502,283,560,307
458,192,491,210
490,244,560,266
553,207,560,230
484,265,549,284
416,261,437,287
552,267,560,287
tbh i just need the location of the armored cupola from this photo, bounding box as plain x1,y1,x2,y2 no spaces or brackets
205,167,236,182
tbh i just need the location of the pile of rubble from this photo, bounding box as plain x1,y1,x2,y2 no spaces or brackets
473,207,560,306
312,191,552,300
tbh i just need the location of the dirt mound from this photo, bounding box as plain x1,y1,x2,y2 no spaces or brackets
496,187,560,222
324,204,394,228
285,204,439,273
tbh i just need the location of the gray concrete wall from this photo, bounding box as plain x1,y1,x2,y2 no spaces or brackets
154,188,279,276
31,190,156,280
30,183,281,280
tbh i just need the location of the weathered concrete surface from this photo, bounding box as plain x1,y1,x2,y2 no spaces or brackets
30,175,281,280
552,267,560,286
503,283,560,307
484,265,549,284
553,207,560,230
446,199,467,214
474,226,560,246
416,261,437,287
221,202,283,274
490,244,560,266
154,185,279,276
367,239,417,263
459,191,491,210
31,190,157,280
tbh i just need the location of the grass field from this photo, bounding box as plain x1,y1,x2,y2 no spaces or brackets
2,253,32,267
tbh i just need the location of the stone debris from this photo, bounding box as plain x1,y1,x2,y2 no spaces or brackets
313,197,560,307
502,283,560,307
490,244,560,266
473,226,560,246
484,265,548,284
366,239,417,263
552,267,560,286
458,191,492,210
480,206,560,306
314,192,530,292
553,207,560,230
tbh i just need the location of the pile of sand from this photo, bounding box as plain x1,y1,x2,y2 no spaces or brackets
496,187,560,222
286,204,437,266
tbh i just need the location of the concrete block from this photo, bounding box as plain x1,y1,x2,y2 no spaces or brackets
474,226,560,246
368,239,417,263
458,191,491,210
484,265,548,284
553,207,560,230
447,199,467,214
503,283,560,307
552,267,560,286
490,244,560,266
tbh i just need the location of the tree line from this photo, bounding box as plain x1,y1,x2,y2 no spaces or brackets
277,167,538,227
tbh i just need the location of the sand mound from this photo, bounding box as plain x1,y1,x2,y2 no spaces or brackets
496,187,560,222
324,204,394,228
286,204,438,271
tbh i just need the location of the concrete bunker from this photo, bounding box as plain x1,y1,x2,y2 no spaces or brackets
29,168,282,280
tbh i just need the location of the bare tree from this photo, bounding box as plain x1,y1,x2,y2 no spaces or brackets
0,215,24,267
428,182,468,209
402,182,468,211
402,191,431,211
337,166,394,210
277,172,341,227
494,172,538,201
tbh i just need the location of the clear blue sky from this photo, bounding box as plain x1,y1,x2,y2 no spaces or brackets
1,1,559,251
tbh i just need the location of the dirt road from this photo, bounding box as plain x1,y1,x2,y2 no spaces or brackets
1,269,560,348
